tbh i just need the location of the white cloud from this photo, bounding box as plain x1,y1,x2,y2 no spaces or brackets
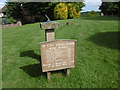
82,0,102,11
0,2,5,9
84,0,102,3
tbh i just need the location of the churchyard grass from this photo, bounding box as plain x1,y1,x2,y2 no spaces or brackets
2,16,119,88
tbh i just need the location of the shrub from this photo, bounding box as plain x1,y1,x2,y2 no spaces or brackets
0,17,17,25
87,10,99,17
68,3,80,19
7,17,17,24
0,18,8,25
54,3,68,19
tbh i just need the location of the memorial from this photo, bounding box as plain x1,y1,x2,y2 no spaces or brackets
39,15,77,80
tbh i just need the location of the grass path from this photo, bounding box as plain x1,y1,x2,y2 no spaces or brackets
2,16,119,88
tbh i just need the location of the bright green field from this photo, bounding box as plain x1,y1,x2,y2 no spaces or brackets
2,16,119,88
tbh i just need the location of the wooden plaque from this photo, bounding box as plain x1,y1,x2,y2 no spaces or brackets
40,40,76,72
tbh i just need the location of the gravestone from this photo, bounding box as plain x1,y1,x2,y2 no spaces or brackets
40,40,76,72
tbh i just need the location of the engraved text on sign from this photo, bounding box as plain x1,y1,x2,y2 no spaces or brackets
40,40,76,72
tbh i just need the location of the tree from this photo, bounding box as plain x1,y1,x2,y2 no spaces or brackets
6,2,23,20
99,2,119,16
6,2,59,21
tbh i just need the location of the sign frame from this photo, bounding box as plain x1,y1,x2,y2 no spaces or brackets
40,39,77,72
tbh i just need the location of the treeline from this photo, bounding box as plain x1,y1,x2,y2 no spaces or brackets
6,2,85,23
99,2,119,16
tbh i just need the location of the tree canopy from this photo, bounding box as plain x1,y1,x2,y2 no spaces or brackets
6,2,85,23
6,2,23,20
99,2,119,16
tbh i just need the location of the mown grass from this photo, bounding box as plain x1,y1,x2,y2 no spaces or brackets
2,16,119,88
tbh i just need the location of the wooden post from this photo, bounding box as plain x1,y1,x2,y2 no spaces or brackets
47,72,51,81
45,29,55,41
40,21,59,80
66,68,70,76
45,29,55,80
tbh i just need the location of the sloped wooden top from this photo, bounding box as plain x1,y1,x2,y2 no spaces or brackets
40,21,59,30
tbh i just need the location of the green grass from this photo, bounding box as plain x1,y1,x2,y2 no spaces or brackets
2,16,119,88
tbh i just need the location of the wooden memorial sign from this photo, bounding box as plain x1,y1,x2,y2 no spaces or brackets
40,40,76,72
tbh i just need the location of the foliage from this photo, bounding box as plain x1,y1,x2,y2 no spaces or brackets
0,18,8,25
99,2,119,16
6,2,23,20
6,2,59,22
87,10,99,17
67,3,80,19
46,2,59,20
6,2,85,21
23,2,49,15
7,17,17,24
0,17,17,25
54,3,68,20
54,2,85,19
66,2,85,12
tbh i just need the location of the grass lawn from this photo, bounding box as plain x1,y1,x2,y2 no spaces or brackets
2,16,119,88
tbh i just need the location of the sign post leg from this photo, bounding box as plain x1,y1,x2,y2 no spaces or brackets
47,71,51,80
45,29,55,41
66,68,70,76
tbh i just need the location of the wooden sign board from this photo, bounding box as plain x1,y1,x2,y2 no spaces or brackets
40,40,76,72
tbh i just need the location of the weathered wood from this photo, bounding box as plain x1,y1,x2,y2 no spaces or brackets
47,72,51,81
40,21,59,80
66,68,70,76
40,40,76,72
39,21,77,80
40,21,59,30
45,29,55,41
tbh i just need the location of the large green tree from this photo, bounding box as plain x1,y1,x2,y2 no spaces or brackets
99,2,119,16
6,2,23,20
6,2,58,21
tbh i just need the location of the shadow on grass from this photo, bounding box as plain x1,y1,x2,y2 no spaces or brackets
87,31,120,51
20,64,46,77
20,50,40,61
19,50,73,78
51,69,67,77
20,50,46,77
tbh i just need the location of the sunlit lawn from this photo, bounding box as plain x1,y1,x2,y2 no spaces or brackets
2,16,119,88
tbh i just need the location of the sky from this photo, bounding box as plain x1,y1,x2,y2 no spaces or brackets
0,0,102,12
0,0,6,8
82,0,102,12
